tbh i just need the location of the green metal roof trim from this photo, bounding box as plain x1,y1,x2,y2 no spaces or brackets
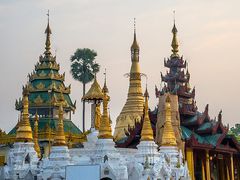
197,122,212,131
8,118,81,135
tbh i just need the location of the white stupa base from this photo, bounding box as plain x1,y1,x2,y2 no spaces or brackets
135,141,160,165
4,142,39,180
40,146,71,180
92,138,128,180
159,146,179,166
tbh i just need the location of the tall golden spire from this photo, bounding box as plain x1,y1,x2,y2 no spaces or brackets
98,75,112,139
44,10,52,57
53,92,67,146
114,19,144,140
171,12,179,58
16,86,33,142
141,87,154,141
161,96,177,146
33,112,41,157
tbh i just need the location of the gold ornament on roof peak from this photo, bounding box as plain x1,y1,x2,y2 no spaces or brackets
102,69,109,94
44,10,52,57
141,87,154,141
161,95,177,146
82,75,104,101
131,18,139,51
171,12,179,58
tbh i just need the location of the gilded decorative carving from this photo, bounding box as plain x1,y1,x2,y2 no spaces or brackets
39,71,47,77
34,95,44,104
36,82,45,90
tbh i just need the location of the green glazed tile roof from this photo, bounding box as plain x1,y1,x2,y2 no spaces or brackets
183,112,201,124
204,134,222,146
197,122,212,131
181,126,207,144
181,126,223,147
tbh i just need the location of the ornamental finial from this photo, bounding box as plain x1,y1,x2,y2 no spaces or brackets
141,86,154,141
171,11,179,58
44,10,52,57
102,68,109,94
131,18,140,61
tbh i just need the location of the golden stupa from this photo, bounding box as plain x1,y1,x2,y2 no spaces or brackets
160,96,177,146
114,22,144,140
16,86,33,142
98,78,113,139
140,87,154,141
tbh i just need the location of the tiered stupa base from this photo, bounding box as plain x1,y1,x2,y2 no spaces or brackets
40,146,71,180
4,142,38,180
92,138,128,180
135,141,160,165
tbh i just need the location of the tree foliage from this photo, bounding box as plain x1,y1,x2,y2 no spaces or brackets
70,48,100,84
229,123,240,142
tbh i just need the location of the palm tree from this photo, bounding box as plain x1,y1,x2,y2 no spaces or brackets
70,48,100,132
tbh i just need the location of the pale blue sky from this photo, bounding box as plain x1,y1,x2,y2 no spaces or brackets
0,0,240,132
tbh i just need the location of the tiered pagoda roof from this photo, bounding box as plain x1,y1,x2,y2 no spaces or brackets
9,17,81,137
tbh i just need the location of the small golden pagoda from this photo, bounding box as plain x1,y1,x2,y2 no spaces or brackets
140,87,154,141
53,92,67,146
114,21,144,140
82,75,103,130
160,96,177,146
33,112,41,157
16,86,33,142
98,78,113,139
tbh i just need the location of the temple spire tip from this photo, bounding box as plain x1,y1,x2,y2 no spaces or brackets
171,11,179,58
44,10,52,57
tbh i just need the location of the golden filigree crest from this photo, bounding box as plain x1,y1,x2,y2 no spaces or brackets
34,95,44,105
